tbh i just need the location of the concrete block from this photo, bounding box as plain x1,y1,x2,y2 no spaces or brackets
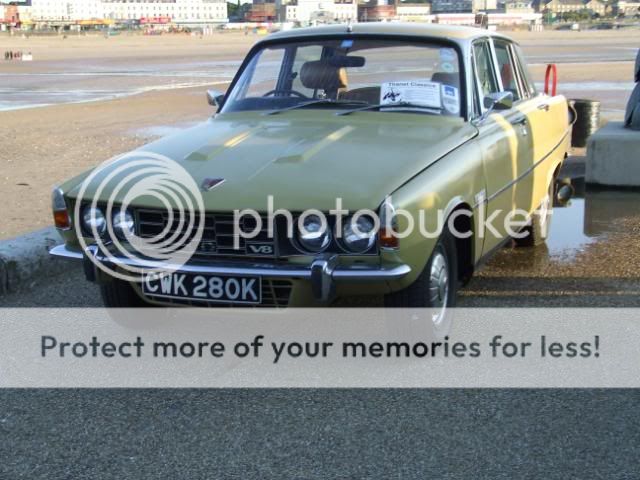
0,227,65,295
586,121,640,187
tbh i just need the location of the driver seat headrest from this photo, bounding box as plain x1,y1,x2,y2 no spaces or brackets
300,60,348,91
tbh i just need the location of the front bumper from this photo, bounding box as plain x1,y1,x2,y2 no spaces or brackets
50,244,411,303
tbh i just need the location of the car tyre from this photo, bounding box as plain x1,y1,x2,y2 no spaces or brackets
515,180,554,248
100,279,148,308
384,226,458,337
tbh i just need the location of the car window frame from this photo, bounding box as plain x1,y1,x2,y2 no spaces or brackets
512,43,538,98
470,37,500,117
218,34,469,119
490,38,527,104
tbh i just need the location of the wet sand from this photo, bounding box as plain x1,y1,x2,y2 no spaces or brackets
0,29,639,240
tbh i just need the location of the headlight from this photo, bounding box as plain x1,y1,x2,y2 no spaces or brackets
82,205,106,237
342,215,377,253
112,208,134,239
296,214,331,253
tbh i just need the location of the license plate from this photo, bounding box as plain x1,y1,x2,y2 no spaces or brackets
142,272,262,304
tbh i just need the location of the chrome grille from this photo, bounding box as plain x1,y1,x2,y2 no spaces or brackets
134,209,276,258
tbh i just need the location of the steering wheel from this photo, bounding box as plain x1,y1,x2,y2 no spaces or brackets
262,89,308,99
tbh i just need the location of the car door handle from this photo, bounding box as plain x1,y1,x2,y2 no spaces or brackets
537,103,550,112
511,116,528,126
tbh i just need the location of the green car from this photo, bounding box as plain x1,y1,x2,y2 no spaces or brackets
50,23,570,324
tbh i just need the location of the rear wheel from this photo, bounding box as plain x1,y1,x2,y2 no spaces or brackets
384,227,458,336
514,180,554,247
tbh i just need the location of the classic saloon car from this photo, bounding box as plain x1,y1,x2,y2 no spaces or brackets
50,23,570,320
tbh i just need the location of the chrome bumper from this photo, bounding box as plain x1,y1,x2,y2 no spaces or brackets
49,244,411,302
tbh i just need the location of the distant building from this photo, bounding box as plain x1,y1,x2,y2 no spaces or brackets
614,0,640,16
583,0,606,15
395,2,432,20
541,0,601,14
431,0,472,13
499,0,535,13
22,0,228,25
358,1,396,21
2,4,20,25
431,0,497,13
277,0,356,24
246,0,276,21
29,0,103,22
101,0,228,24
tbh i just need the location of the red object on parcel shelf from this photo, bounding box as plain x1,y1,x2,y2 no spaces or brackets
545,64,558,97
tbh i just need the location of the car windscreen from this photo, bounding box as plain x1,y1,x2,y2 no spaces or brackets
221,38,463,117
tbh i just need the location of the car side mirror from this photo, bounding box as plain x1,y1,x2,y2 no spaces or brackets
207,89,225,108
474,91,514,125
484,91,514,112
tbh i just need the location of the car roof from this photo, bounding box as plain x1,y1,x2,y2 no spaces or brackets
263,22,513,45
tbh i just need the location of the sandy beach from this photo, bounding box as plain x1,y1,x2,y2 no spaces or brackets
0,28,639,239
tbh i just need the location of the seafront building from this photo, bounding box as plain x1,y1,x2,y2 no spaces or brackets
101,0,228,24
540,0,607,16
1,0,229,28
273,0,358,23
5,0,631,31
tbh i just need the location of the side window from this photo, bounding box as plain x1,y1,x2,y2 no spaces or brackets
472,41,499,102
493,41,521,102
514,45,537,97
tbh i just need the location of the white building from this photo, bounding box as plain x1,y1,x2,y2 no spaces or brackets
395,3,432,20
26,0,228,24
277,0,357,24
29,0,104,22
102,0,228,24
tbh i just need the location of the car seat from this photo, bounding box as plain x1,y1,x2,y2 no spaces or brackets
300,60,348,99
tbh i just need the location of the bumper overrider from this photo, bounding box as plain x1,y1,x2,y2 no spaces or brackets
49,244,411,303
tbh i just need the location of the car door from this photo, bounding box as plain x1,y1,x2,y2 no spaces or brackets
471,38,534,256
492,39,538,216
509,43,569,214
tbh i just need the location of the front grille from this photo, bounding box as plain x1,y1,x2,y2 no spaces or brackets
134,209,276,259
142,279,293,308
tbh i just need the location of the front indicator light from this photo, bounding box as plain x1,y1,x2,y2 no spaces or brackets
379,228,399,250
52,187,71,230
379,197,400,250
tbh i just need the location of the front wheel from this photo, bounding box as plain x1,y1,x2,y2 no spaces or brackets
384,227,458,336
100,279,148,308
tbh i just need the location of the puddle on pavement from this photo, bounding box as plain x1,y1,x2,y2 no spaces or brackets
546,198,596,259
478,187,640,278
546,189,640,261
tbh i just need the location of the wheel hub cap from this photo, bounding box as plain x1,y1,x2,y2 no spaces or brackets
429,252,449,325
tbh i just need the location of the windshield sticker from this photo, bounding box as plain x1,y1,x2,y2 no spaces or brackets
441,84,460,114
341,40,354,49
440,62,456,73
380,81,442,109
439,48,456,63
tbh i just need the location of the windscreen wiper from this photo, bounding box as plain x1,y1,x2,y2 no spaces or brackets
336,102,443,116
265,99,368,116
